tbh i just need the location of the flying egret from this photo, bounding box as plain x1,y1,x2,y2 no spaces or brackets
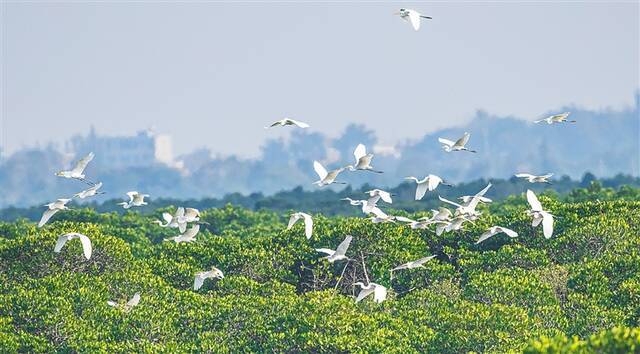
38,198,71,227
368,207,396,224
420,207,453,223
313,161,346,186
341,198,377,214
438,195,482,218
107,292,141,312
391,255,436,272
55,152,95,184
526,190,554,239
154,207,188,232
394,216,429,230
515,173,554,184
405,174,450,200
287,212,313,239
118,191,149,209
164,224,200,243
438,132,476,153
265,118,310,129
73,182,104,199
459,183,493,204
534,112,575,124
183,208,201,223
346,144,382,173
394,8,432,31
432,220,450,236
445,215,474,233
194,267,224,290
353,282,387,303
316,235,352,263
54,232,92,260
365,189,393,204
476,226,518,244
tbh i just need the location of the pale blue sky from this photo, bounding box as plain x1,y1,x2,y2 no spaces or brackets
2,1,638,157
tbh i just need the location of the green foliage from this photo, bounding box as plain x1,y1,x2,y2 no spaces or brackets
1,191,639,352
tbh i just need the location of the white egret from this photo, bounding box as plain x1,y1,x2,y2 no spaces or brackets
341,198,377,214
73,182,104,199
154,207,187,232
406,174,450,200
368,207,396,224
346,144,382,173
395,216,429,229
107,292,141,312
445,215,474,233
420,207,453,222
353,282,387,303
287,212,313,239
316,235,352,263
534,112,575,124
55,152,95,183
54,232,92,260
394,8,432,31
365,189,393,204
194,267,224,290
164,224,200,243
313,161,346,186
265,118,310,129
38,198,71,227
438,132,476,153
391,255,436,272
438,195,482,217
476,226,518,244
515,173,553,184
526,190,554,239
459,183,493,204
118,191,149,209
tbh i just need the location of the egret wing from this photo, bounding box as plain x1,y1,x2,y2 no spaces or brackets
334,235,353,257
302,213,313,239
526,190,543,211
313,161,328,179
39,209,59,228
290,119,310,128
373,285,387,303
194,274,205,290
542,213,554,239
71,152,94,174
355,287,375,303
287,214,301,229
408,10,421,31
353,144,367,161
54,235,68,253
454,132,470,148
415,182,428,200
438,138,455,147
76,233,92,259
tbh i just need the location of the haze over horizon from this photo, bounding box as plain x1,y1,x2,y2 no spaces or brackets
2,2,638,158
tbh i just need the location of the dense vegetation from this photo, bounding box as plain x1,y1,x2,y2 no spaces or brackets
1,187,639,352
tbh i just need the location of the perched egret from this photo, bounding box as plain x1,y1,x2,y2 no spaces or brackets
164,224,200,243
265,118,310,129
406,174,450,200
353,282,387,303
515,173,553,184
194,267,224,290
534,112,575,124
313,161,346,186
55,152,95,183
476,226,518,244
287,212,313,239
394,8,432,31
438,132,476,153
54,233,92,260
107,292,141,312
118,191,149,209
365,189,393,204
526,190,554,239
73,182,104,199
346,144,382,173
38,198,71,227
391,255,436,272
316,235,352,263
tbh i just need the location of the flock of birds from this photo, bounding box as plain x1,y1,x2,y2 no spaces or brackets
36,8,576,306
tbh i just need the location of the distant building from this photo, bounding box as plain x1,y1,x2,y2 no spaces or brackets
69,127,182,170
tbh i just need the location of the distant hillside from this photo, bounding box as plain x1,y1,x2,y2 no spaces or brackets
0,98,637,208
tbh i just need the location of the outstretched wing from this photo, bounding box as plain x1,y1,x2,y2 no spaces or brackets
438,138,455,147
127,293,141,307
475,183,492,197
378,190,392,204
313,161,328,180
542,213,554,239
302,213,313,239
315,248,335,256
39,209,59,228
438,195,462,208
415,182,428,200
194,274,205,290
476,229,496,244
77,233,93,260
184,224,200,239
289,119,310,128
499,227,518,238
515,173,534,178
126,191,137,203
408,10,421,31
526,190,543,211
373,285,387,303
355,287,375,303
454,132,470,148
54,235,68,253
71,152,94,174
335,235,353,257
353,144,367,161
414,255,437,266
427,175,442,191
287,213,301,229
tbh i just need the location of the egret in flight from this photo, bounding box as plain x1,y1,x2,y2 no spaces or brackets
73,182,104,199
194,267,224,290
346,144,382,173
458,183,493,204
406,174,450,200
265,118,310,129
287,212,313,239
526,190,554,239
395,8,432,31
107,293,141,312
313,161,346,186
316,235,352,263
391,255,436,272
118,191,149,209
54,233,92,260
164,224,200,243
341,198,377,215
476,226,518,244
438,132,476,153
354,282,387,303
515,173,553,184
534,112,575,124
38,198,71,227
56,152,95,184
154,207,187,232
365,189,393,204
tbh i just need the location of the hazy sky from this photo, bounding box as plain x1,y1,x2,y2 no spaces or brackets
2,1,638,158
